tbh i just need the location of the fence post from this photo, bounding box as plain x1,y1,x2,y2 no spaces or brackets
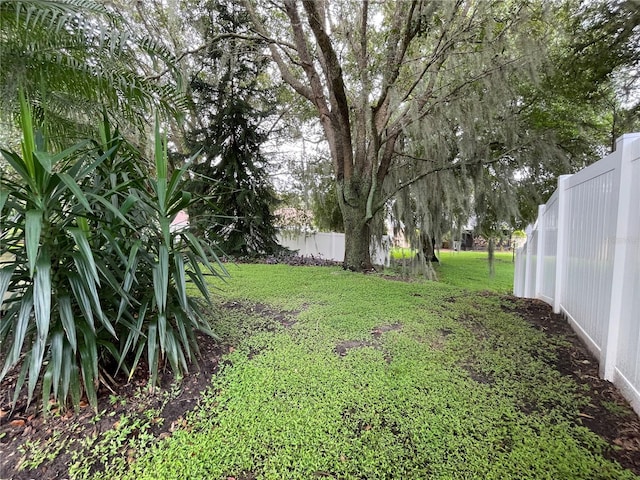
523,224,533,298
602,134,640,380
535,204,546,299
553,175,571,314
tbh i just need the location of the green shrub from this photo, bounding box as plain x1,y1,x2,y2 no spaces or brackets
0,95,226,411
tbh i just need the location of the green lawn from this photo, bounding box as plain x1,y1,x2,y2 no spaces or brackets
93,259,632,479
435,250,515,293
388,249,515,293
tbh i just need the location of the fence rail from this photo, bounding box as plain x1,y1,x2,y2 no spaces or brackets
514,132,640,415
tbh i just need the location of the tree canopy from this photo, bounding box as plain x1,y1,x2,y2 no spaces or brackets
239,0,639,270
240,0,547,270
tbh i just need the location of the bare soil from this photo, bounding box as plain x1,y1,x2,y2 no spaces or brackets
0,296,638,479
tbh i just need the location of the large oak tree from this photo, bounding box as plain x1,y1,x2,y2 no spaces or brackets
242,0,548,271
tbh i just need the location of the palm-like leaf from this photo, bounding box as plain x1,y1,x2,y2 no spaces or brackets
0,0,186,144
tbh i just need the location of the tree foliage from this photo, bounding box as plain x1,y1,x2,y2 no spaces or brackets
513,0,640,225
242,0,554,270
0,0,186,144
241,0,640,270
179,1,282,257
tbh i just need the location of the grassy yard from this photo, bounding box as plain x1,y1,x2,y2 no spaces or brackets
389,248,515,293
435,250,515,292
95,253,636,479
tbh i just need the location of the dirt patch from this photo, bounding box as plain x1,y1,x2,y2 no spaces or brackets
457,313,490,341
335,324,403,362
334,340,376,357
370,323,402,338
221,301,301,328
506,296,640,475
429,328,454,350
0,332,225,480
461,364,494,385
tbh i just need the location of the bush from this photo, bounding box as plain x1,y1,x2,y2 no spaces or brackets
0,97,226,411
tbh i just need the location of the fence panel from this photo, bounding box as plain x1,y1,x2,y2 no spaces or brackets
561,153,621,356
524,226,538,298
539,193,559,303
513,245,526,296
277,232,389,266
514,132,640,415
614,138,640,405
277,232,345,261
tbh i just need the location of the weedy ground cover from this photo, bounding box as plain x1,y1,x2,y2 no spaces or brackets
103,254,636,479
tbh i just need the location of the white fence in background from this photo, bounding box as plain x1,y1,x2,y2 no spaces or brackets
277,232,390,266
514,132,640,415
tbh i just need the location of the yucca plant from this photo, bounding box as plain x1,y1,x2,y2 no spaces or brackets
0,96,226,412
92,119,228,390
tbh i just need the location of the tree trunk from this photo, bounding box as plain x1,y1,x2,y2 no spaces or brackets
488,237,495,277
338,176,373,271
342,205,372,271
419,231,439,263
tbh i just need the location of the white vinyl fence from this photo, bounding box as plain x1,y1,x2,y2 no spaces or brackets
514,132,640,414
277,232,390,266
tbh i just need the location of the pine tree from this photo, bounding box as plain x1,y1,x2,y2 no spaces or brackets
183,2,281,257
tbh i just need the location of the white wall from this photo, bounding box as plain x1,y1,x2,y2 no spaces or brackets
277,232,390,266
514,132,640,415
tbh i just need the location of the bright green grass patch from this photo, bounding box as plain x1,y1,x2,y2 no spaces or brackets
390,246,416,260
99,264,636,480
388,249,514,294
435,250,514,293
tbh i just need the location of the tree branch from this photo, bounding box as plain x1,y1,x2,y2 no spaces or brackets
302,0,354,179
398,1,467,107
373,156,509,215
241,0,316,102
372,1,418,133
